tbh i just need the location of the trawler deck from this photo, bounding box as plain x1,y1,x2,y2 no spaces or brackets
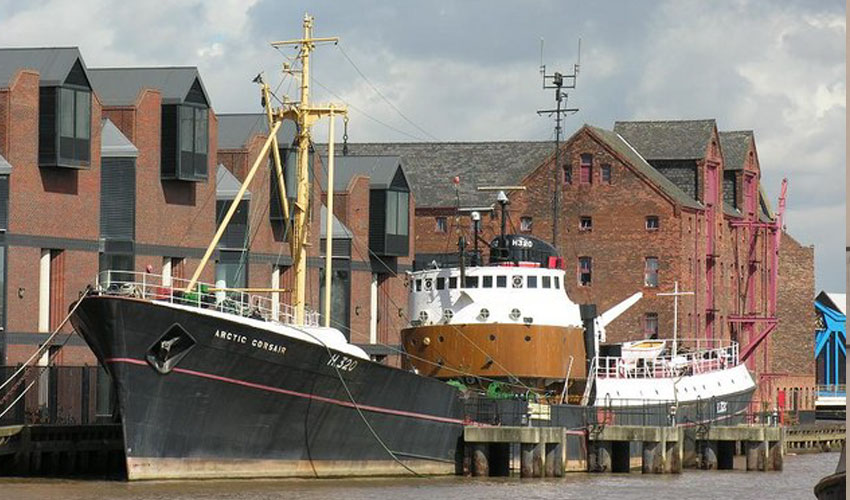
95,270,320,327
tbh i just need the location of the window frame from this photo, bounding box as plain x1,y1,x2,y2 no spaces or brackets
435,216,448,233
578,256,592,286
49,86,92,168
385,189,410,236
646,216,660,231
601,164,611,184
644,312,659,338
563,164,572,185
520,216,533,233
644,256,659,287
162,103,209,181
579,216,593,232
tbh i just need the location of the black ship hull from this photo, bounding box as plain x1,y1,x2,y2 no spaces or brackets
70,295,466,480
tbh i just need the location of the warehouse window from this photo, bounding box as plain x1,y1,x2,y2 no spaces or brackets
646,216,660,230
385,190,409,236
580,154,592,184
601,164,611,184
520,216,533,232
644,313,659,338
563,164,572,184
579,216,592,231
435,216,447,233
578,257,592,286
645,257,659,287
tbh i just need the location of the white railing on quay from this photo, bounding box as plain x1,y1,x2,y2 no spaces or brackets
595,338,739,380
94,270,320,327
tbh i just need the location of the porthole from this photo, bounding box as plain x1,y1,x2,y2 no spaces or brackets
524,335,531,342
509,308,521,320
479,308,490,320
418,310,429,323
438,335,445,343
489,334,496,341
512,276,523,288
424,278,433,290
443,309,454,322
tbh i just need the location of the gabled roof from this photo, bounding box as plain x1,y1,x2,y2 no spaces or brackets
613,119,716,160
0,47,90,88
315,142,554,208
217,113,297,150
817,291,846,316
320,205,353,239
216,164,251,200
719,130,754,171
318,155,405,192
586,126,703,210
100,119,138,158
0,153,11,174
88,67,211,106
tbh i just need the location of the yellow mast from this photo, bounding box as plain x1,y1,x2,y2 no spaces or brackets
271,14,346,325
186,14,345,329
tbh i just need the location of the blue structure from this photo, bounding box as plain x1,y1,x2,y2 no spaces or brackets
814,292,846,392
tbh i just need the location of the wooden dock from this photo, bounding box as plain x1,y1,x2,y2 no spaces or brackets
0,424,124,477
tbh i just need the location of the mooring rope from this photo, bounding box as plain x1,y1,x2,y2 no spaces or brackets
0,288,90,394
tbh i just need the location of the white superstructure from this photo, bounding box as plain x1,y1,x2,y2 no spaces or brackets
407,266,582,329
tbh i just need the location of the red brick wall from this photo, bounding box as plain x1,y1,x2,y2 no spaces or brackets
771,232,815,378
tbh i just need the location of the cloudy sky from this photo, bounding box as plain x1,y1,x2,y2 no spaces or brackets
0,0,844,291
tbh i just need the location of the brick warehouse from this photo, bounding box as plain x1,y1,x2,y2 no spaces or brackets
340,121,816,406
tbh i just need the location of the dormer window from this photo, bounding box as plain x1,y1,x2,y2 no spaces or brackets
38,59,92,168
161,78,209,181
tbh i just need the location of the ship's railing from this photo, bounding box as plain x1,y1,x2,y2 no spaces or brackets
94,270,320,327
595,338,739,379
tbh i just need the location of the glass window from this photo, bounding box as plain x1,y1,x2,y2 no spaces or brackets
554,276,560,289
435,216,447,233
580,216,592,231
195,108,208,153
527,276,537,288
464,276,478,288
415,279,422,292
59,88,75,138
397,191,409,236
385,191,398,234
520,216,532,232
563,164,572,184
482,276,493,288
644,313,659,338
436,277,445,290
646,216,660,230
449,276,458,289
578,257,592,286
645,257,659,287
75,90,90,139
542,276,551,288
601,164,611,184
180,106,194,153
216,250,248,289
496,276,507,288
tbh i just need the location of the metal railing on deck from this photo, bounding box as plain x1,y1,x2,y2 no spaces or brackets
96,270,320,327
595,338,739,380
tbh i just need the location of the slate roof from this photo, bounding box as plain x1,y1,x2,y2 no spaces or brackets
88,67,210,106
0,153,11,175
719,130,753,171
318,155,404,192
100,119,138,158
613,119,715,160
216,164,251,200
0,47,88,88
586,126,703,209
315,142,554,208
217,113,297,150
320,205,353,239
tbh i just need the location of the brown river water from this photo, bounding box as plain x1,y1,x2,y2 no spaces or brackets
0,451,839,500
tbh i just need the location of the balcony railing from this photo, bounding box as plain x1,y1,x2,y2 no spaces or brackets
595,338,739,380
95,270,319,327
